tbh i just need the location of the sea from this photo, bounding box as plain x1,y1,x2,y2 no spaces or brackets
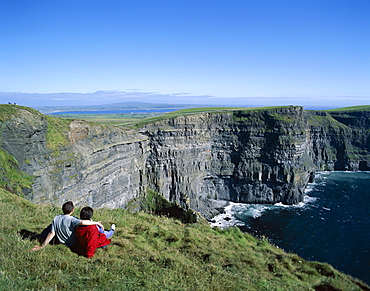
48,109,171,115
210,171,370,284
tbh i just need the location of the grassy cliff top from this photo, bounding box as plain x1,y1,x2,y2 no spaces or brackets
0,104,42,121
128,106,296,128
325,105,370,112
1,188,368,290
164,106,290,114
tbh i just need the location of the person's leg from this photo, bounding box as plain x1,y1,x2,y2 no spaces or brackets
38,224,60,245
97,226,104,234
18,224,49,244
38,224,52,238
104,229,114,239
68,241,85,256
97,225,115,239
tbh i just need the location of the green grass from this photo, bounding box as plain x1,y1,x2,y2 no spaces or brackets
50,113,167,127
0,188,368,290
4,104,369,131
0,104,42,122
44,115,72,151
307,113,349,130
325,105,370,112
29,105,370,130
122,106,294,129
39,106,298,129
0,149,32,194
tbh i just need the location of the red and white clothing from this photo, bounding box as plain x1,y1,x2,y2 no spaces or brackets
75,225,111,258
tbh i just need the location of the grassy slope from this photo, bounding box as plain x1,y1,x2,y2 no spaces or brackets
325,105,370,112
129,106,291,128
50,112,167,127
20,104,370,128
1,189,368,291
48,106,291,128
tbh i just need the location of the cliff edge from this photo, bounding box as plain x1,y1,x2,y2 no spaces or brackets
1,104,369,219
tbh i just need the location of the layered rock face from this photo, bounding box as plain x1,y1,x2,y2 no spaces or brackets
307,110,370,172
142,107,313,217
1,109,149,208
1,105,369,218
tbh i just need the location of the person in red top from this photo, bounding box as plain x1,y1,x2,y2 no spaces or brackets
75,206,115,258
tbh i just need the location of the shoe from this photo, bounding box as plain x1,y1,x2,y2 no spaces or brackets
111,224,116,231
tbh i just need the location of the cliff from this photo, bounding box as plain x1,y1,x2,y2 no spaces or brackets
1,104,369,219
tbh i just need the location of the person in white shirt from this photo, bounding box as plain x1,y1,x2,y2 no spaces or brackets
31,201,104,252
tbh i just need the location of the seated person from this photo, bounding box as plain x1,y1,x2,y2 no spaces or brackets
75,206,115,258
30,201,104,253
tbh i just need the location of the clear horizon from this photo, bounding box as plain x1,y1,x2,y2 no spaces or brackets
1,90,369,109
1,1,369,107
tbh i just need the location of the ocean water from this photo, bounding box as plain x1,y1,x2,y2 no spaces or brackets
48,109,171,115
210,171,370,284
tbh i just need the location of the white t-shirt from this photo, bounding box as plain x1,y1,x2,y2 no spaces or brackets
51,215,81,245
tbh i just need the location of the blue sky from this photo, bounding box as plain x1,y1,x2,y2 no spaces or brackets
0,0,369,107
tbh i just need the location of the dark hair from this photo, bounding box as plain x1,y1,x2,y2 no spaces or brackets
62,201,74,214
80,206,94,220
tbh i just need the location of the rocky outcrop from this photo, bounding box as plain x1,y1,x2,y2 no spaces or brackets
0,105,369,219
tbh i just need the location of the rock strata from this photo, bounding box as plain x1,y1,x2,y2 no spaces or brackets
1,105,369,219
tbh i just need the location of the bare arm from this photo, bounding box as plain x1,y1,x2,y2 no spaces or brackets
30,231,55,252
80,220,104,229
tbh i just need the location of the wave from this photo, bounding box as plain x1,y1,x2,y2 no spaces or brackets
209,194,317,229
209,173,335,229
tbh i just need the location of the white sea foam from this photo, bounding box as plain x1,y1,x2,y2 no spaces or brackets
303,194,317,204
304,183,316,193
271,195,316,211
209,195,317,229
209,202,246,229
210,171,329,229
209,202,273,229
